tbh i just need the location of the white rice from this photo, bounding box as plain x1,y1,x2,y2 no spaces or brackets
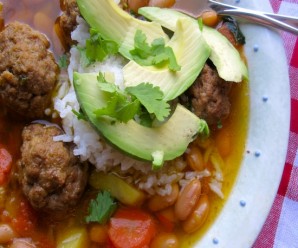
53,16,224,197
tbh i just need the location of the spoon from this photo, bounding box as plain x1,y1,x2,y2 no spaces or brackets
172,0,298,35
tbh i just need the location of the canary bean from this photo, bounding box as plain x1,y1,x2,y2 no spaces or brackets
148,184,179,212
174,179,201,220
0,224,15,244
185,146,205,171
149,0,176,8
150,233,179,248
128,0,149,13
201,10,219,27
182,194,210,233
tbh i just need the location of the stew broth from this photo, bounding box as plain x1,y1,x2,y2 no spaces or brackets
0,1,249,247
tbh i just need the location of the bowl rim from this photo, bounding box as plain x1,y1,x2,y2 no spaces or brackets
194,0,290,247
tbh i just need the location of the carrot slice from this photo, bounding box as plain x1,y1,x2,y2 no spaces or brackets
108,208,156,248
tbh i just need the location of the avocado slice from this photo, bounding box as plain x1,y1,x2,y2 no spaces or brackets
123,17,211,101
73,72,208,167
77,0,211,101
76,0,168,60
138,7,249,82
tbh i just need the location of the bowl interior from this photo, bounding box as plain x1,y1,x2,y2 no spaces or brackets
195,0,290,247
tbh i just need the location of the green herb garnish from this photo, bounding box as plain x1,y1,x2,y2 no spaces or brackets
126,83,170,122
58,54,68,69
79,28,119,67
85,191,117,224
130,30,181,72
94,72,170,124
72,109,87,121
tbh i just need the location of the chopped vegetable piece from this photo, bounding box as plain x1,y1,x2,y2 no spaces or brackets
89,224,109,244
0,147,12,185
11,199,37,236
108,208,156,248
130,29,181,71
86,191,117,224
151,150,164,169
221,16,246,45
57,227,89,248
89,172,145,206
155,208,176,232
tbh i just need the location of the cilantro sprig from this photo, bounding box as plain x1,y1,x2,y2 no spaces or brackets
79,28,119,67
94,73,170,124
85,191,117,224
130,30,181,72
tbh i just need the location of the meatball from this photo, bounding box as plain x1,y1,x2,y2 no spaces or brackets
0,22,59,119
17,123,88,211
187,63,232,125
59,0,79,46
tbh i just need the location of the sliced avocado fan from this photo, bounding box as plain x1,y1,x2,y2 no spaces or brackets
73,72,209,168
123,17,211,101
139,7,249,82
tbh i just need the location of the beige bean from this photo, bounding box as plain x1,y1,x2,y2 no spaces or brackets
148,0,176,8
182,194,210,234
128,0,149,13
201,10,219,27
150,233,179,248
0,224,15,244
185,146,205,171
174,179,201,221
148,184,179,212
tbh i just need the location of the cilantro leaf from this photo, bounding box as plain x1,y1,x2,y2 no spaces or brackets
94,73,170,124
164,47,181,72
130,29,151,59
94,73,141,123
85,191,117,224
79,28,119,67
97,72,118,93
130,30,181,72
125,83,170,121
86,29,119,63
93,93,140,123
58,54,68,69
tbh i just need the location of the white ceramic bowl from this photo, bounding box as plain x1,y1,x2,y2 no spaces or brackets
195,0,290,247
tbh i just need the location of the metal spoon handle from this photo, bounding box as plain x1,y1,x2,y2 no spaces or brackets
209,0,298,34
218,8,298,35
